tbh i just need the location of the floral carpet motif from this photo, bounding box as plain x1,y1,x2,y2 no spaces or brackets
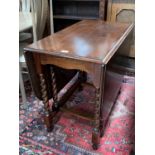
19,71,135,155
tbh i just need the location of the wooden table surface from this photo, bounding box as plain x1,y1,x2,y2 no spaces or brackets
19,12,33,32
25,20,133,64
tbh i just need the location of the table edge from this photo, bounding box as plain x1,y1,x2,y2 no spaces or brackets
102,23,134,64
24,23,134,65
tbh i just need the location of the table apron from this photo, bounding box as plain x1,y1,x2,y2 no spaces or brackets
40,53,104,89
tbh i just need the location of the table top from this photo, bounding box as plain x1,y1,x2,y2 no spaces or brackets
25,20,133,64
19,12,33,32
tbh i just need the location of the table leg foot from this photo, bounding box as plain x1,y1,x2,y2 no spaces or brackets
40,73,54,132
100,129,104,137
44,113,54,132
92,129,100,150
100,120,105,137
92,144,99,150
92,88,101,150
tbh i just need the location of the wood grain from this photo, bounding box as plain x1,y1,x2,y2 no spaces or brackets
24,20,133,64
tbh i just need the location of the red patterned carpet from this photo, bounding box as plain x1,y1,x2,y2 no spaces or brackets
19,71,135,155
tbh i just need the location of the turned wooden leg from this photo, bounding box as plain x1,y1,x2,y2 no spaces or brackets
44,112,54,132
100,119,105,137
92,88,101,150
100,88,105,137
100,66,106,137
50,67,59,111
40,73,53,132
100,94,104,137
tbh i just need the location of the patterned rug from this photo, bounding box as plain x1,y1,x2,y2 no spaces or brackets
19,71,135,155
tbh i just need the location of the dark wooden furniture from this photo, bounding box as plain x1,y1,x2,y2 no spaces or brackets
107,0,135,57
24,20,133,149
52,0,106,32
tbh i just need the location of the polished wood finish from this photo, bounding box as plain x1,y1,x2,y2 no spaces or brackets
24,20,133,149
25,20,133,63
25,52,77,100
40,73,54,131
107,1,135,57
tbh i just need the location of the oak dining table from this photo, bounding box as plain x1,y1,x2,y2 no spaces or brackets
24,20,133,149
